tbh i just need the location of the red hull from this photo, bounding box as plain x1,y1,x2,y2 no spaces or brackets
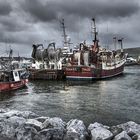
0,79,28,92
65,64,124,80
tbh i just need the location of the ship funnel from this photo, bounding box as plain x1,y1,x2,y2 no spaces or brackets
118,38,124,52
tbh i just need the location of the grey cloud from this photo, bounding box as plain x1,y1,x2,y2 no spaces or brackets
20,0,57,22
21,0,140,22
0,17,31,32
0,1,12,15
19,0,140,34
0,0,140,57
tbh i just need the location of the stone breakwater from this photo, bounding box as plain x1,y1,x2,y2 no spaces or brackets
0,109,140,140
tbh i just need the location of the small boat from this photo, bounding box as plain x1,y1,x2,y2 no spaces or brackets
0,69,29,92
65,18,127,80
125,57,138,66
0,49,29,92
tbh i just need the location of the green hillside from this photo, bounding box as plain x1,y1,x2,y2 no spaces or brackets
124,47,140,58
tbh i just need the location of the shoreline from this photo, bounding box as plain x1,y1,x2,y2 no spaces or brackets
0,109,140,140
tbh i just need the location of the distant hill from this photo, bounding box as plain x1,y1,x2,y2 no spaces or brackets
124,47,140,58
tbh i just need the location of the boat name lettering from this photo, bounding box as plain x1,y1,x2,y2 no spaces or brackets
82,68,91,72
66,68,77,71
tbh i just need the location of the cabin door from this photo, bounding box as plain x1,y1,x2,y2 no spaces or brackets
13,71,20,81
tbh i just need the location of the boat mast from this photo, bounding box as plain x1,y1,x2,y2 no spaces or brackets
92,18,98,44
9,48,13,68
9,48,13,59
61,19,69,51
8,48,13,71
91,18,99,53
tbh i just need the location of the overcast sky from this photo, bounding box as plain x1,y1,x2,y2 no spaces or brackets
0,0,140,57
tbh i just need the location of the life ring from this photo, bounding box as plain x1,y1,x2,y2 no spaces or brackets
10,84,14,88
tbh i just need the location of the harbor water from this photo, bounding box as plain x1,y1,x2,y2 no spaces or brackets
0,65,140,126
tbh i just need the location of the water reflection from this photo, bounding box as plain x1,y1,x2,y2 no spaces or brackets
0,91,15,101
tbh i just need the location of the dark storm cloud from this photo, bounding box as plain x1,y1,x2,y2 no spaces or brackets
54,0,140,21
0,17,30,32
20,0,57,22
0,0,140,57
19,0,140,35
21,0,140,22
0,1,12,15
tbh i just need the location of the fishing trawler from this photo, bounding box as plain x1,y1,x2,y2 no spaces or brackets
29,19,72,80
65,18,127,80
29,43,65,80
0,49,29,92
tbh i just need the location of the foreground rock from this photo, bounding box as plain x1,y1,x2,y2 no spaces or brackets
34,117,66,140
132,134,140,140
110,126,123,136
113,131,132,140
0,116,26,138
117,121,140,136
0,110,66,140
0,109,38,119
88,122,113,140
0,109,140,140
64,119,88,140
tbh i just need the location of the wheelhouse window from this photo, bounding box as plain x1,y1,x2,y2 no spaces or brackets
15,72,18,77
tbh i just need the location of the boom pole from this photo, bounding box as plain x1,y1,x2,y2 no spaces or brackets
92,18,98,43
61,19,68,49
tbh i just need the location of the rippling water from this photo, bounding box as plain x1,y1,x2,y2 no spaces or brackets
0,65,140,126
